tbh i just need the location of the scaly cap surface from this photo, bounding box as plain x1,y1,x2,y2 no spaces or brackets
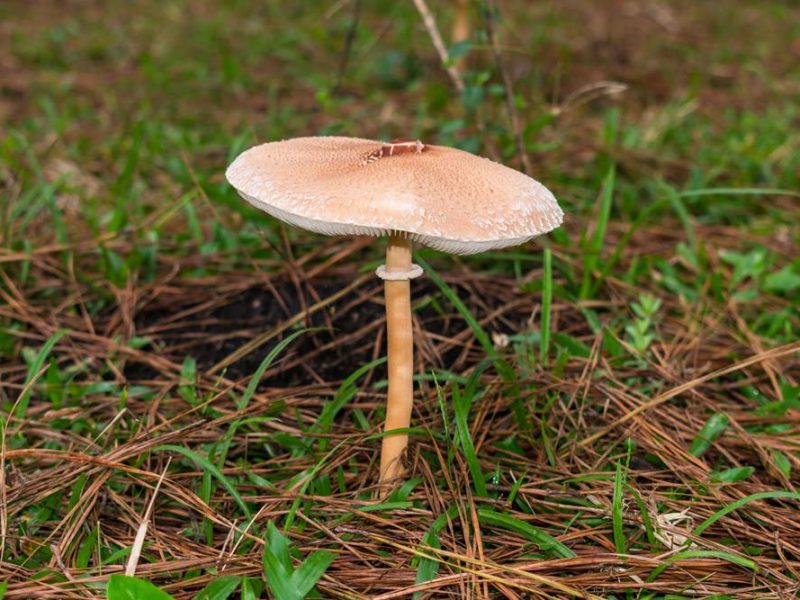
226,136,563,255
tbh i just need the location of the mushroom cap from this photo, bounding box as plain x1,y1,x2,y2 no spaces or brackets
225,136,563,255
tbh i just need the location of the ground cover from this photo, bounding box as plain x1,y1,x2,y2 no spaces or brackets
1,1,799,597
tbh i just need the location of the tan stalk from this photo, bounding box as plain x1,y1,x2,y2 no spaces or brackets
379,235,414,494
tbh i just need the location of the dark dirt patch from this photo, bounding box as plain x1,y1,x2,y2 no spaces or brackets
127,269,547,388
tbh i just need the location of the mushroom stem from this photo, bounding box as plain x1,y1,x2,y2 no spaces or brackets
379,235,415,494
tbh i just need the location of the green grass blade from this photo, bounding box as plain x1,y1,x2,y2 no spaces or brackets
413,551,440,599
387,477,423,503
101,546,133,566
238,328,313,410
462,358,490,403
676,187,800,199
431,374,452,464
693,491,800,536
15,330,69,419
416,257,514,382
209,324,313,516
540,247,552,365
284,440,350,530
580,166,615,299
155,444,251,518
416,257,491,354
452,384,487,497
413,506,458,599
626,484,657,548
661,181,697,250
353,501,414,513
477,509,574,558
508,472,526,506
178,355,198,406
75,524,99,569
646,550,758,582
200,469,214,545
417,257,527,427
596,198,668,286
612,462,627,554
315,357,385,451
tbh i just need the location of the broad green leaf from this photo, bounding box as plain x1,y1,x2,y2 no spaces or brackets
688,413,729,457
75,525,98,569
710,466,754,483
719,249,768,287
193,576,241,600
771,450,792,479
447,40,473,62
267,521,293,574
107,575,175,600
179,356,198,405
262,549,297,600
764,266,800,293
239,577,263,600
290,550,335,598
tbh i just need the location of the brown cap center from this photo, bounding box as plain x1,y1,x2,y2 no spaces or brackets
364,139,427,164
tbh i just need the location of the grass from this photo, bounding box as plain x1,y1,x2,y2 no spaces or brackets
1,0,799,598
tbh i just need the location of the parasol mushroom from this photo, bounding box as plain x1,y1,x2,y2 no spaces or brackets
225,136,563,494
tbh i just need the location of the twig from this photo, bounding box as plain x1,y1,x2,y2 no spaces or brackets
411,0,465,92
555,81,627,115
411,0,500,160
125,460,170,576
334,0,363,92
451,0,471,70
483,0,532,174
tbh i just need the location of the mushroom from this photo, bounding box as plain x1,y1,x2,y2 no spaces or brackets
225,136,563,493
